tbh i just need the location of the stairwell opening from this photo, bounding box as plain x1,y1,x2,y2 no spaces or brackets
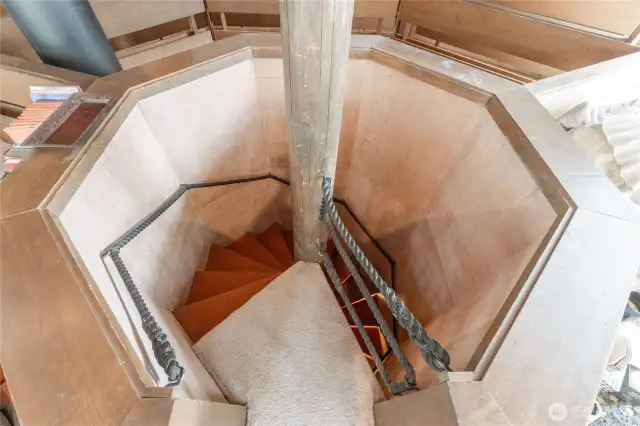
48,37,559,404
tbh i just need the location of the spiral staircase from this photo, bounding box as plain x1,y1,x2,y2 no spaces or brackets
173,222,392,369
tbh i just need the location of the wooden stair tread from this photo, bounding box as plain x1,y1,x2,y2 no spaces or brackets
337,276,379,305
206,245,279,273
342,294,383,326
350,325,388,357
174,276,275,343
187,270,278,304
229,233,285,270
258,223,294,267
364,354,376,370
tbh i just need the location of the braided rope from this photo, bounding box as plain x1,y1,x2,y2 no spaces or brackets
321,177,451,373
325,224,416,394
322,253,413,394
101,175,280,386
110,249,184,385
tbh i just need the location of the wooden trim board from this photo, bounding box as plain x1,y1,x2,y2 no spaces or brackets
526,51,640,118
91,1,206,39
121,398,246,426
487,0,640,37
398,0,639,71
0,210,139,425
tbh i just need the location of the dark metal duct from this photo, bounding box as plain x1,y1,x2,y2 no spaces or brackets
3,0,122,76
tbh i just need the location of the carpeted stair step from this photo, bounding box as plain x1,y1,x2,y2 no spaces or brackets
193,262,383,425
258,223,294,268
174,276,275,343
206,245,279,273
350,325,388,357
187,270,278,304
229,233,285,270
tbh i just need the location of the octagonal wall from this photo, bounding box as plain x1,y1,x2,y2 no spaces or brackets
52,37,555,403
109,49,555,384
341,66,555,382
54,103,228,401
252,54,556,379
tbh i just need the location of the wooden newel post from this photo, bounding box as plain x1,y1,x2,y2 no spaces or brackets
280,0,354,262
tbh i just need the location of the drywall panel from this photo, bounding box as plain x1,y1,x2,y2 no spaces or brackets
342,59,489,321
339,60,557,389
138,60,268,183
58,105,223,400
376,113,555,389
186,178,292,245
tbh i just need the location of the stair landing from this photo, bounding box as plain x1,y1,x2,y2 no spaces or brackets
193,262,384,426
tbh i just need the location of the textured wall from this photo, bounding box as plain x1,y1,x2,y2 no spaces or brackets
58,105,224,400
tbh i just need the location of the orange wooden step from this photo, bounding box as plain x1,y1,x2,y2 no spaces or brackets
258,223,294,267
229,233,285,271
350,325,388,357
187,270,278,304
206,245,279,273
340,276,379,305
364,354,376,370
341,294,383,326
174,276,275,343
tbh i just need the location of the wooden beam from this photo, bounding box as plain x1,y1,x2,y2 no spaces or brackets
279,0,354,261
398,0,639,71
488,0,640,37
0,210,138,425
91,1,206,39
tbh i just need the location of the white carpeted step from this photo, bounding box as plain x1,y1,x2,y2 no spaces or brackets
194,261,383,426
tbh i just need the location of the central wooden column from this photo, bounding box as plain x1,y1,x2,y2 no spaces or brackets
280,0,354,262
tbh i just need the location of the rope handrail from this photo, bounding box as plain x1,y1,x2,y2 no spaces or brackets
101,175,282,387
320,176,451,388
99,173,450,390
323,226,417,394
